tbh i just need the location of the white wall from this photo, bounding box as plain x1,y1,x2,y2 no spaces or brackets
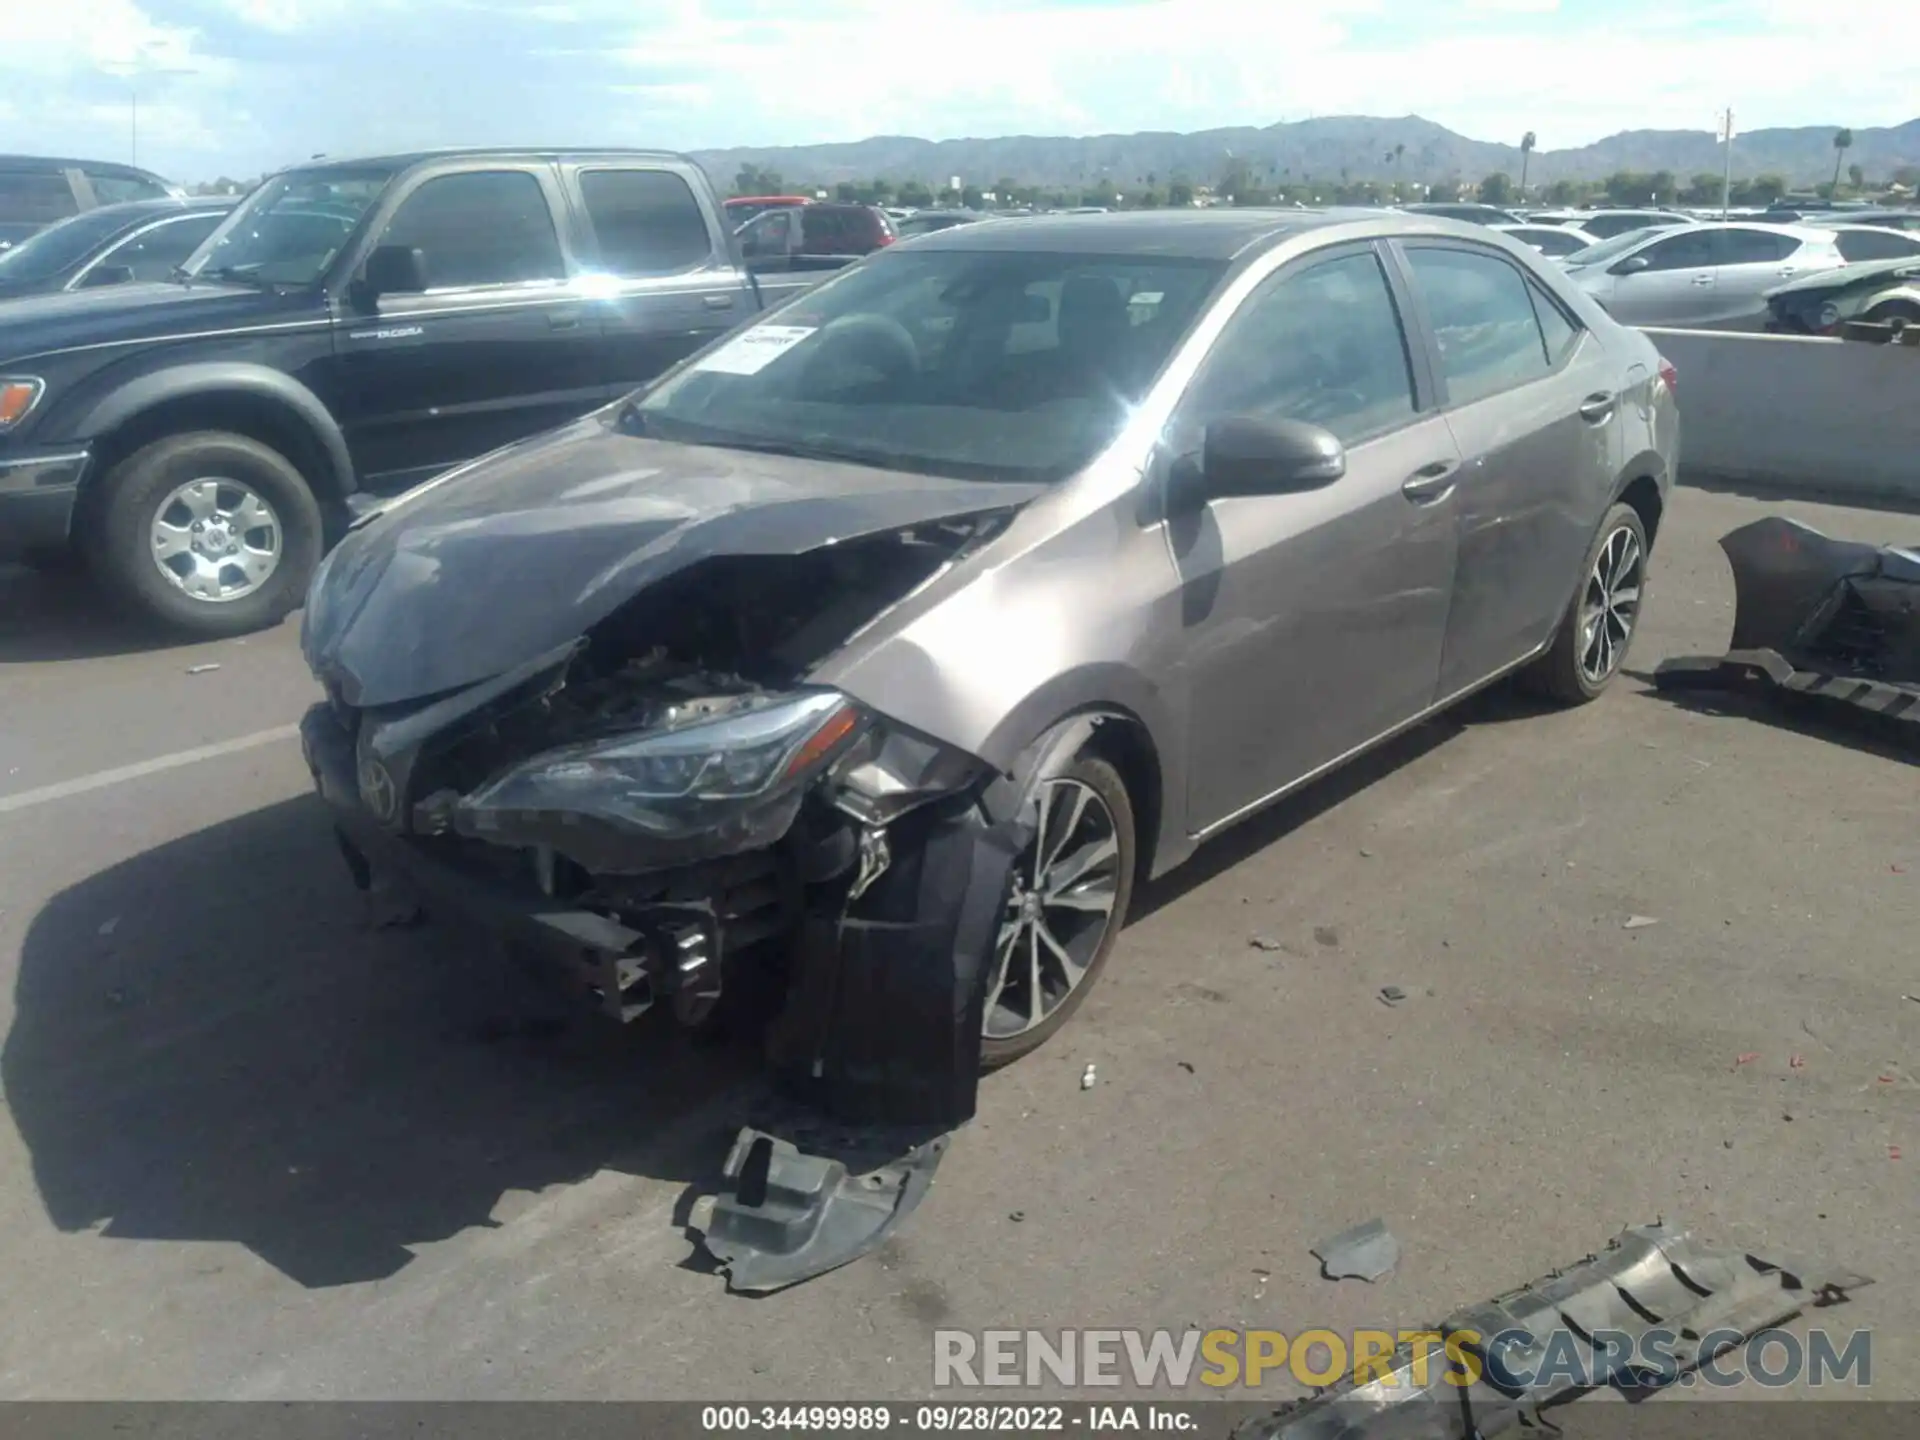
1644,327,1920,502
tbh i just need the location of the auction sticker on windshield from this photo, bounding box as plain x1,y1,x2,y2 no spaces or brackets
696,324,818,375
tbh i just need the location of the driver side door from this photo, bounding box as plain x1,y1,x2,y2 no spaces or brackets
1173,244,1463,832
324,165,607,490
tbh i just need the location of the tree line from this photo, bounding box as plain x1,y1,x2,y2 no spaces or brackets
735,159,1920,213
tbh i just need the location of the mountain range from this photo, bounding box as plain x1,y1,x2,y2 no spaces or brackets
692,115,1920,192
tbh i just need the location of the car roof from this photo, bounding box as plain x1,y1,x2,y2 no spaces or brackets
0,154,173,182
75,196,236,221
897,207,1436,261
283,147,693,175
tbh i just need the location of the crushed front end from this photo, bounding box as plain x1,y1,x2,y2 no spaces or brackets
299,518,1031,1290
1654,516,1920,737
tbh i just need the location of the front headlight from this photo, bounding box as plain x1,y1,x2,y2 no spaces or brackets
457,690,865,848
0,377,45,431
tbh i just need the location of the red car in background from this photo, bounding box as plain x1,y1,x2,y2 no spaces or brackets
724,194,812,227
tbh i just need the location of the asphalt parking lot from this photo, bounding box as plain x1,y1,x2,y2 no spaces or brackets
0,480,1914,1406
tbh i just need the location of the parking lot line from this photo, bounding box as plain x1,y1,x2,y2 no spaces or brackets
0,723,301,817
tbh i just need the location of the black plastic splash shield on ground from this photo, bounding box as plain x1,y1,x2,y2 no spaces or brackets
1229,1221,1870,1440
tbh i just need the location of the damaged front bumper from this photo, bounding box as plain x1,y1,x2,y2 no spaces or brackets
300,683,1033,1291
1654,516,1920,735
1233,1221,1871,1440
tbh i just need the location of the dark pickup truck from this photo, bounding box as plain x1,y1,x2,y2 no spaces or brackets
0,147,829,636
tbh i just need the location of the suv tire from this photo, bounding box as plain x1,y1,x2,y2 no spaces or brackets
89,430,323,638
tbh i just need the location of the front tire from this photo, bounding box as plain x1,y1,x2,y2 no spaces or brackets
88,430,323,638
979,753,1136,1070
1525,501,1648,705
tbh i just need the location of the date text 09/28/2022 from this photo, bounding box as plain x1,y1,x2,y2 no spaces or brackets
700,1404,1200,1432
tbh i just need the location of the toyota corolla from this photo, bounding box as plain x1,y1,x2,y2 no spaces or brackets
298,209,1679,1289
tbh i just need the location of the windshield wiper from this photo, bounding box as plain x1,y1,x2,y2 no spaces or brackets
194,264,272,290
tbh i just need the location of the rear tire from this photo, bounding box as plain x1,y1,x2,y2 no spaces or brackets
979,752,1136,1070
87,431,323,638
1524,501,1648,706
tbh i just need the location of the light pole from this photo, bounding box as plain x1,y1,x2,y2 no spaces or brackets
109,57,197,168
1718,107,1735,220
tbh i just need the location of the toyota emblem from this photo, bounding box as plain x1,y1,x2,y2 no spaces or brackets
357,754,400,824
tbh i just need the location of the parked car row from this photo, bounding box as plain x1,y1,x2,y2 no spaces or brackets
0,153,184,249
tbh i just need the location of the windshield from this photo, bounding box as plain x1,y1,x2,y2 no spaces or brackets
1564,227,1662,268
182,165,395,286
630,248,1227,483
0,206,143,282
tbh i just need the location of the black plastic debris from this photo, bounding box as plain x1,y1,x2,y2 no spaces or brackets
1654,517,1920,738
700,1126,951,1294
1235,1220,1872,1440
1312,1219,1400,1282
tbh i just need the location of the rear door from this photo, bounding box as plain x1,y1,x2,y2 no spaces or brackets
326,163,606,489
0,168,80,247
565,163,755,392
1604,227,1720,325
1704,228,1820,326
1397,241,1616,695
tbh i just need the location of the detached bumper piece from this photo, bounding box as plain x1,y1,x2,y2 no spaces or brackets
1653,516,1920,739
1230,1222,1870,1440
699,1116,952,1294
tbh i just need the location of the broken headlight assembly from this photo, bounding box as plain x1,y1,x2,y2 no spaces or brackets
455,689,865,864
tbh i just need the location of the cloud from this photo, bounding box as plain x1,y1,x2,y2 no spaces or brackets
4,0,1917,183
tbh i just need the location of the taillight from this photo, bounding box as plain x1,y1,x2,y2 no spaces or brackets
1657,357,1677,396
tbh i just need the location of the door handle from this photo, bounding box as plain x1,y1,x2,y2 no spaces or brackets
1690,275,1713,286
703,293,736,310
1579,391,1616,423
549,309,582,331
1401,460,1458,503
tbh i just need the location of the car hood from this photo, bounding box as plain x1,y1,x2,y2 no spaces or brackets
1766,256,1920,300
302,409,1049,709
0,280,308,364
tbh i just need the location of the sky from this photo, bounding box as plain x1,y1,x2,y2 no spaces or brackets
5,0,1918,183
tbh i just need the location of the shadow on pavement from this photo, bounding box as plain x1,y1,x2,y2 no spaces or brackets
1625,665,1918,766
0,564,202,665
1679,471,1920,522
5,794,765,1289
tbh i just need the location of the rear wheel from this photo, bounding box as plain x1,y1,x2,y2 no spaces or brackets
1524,501,1648,705
979,753,1135,1069
88,430,323,638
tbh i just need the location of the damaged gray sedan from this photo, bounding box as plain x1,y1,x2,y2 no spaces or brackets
298,210,1679,1287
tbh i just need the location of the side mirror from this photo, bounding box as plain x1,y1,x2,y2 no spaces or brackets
362,244,429,299
81,263,136,289
1611,254,1652,276
1170,416,1346,510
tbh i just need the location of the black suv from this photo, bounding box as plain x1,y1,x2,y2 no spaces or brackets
0,155,182,249
0,148,792,636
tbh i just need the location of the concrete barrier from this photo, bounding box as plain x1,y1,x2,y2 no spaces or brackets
1644,327,1920,504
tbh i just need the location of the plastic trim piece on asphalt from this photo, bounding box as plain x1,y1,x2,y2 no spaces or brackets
0,723,300,816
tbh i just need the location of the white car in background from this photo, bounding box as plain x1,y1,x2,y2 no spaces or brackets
1493,222,1600,261
1562,222,1846,329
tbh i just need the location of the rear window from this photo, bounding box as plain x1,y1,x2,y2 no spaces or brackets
84,170,173,205
0,170,79,226
579,168,713,276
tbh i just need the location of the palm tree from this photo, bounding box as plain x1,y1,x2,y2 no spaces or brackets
1519,131,1537,196
1831,128,1854,197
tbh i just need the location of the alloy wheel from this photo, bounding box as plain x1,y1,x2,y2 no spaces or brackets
150,476,283,603
983,776,1123,1040
1578,524,1643,685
